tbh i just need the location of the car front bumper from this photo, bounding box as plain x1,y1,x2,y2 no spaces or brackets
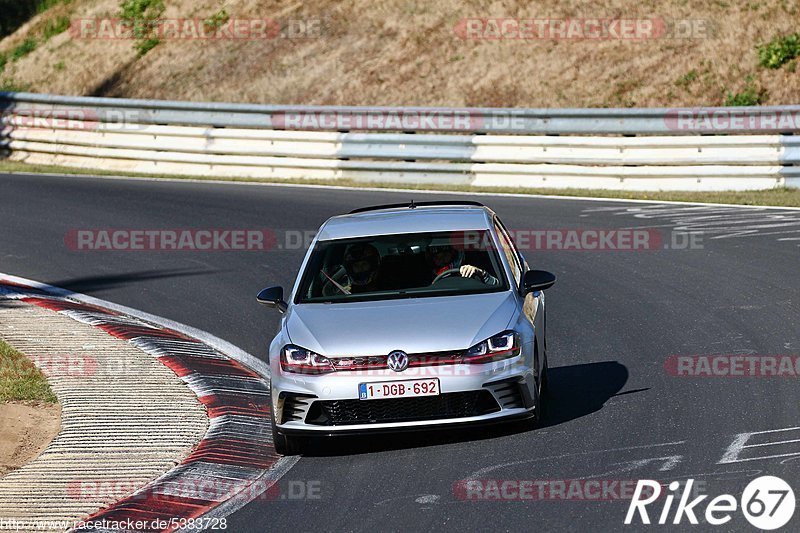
271,356,537,434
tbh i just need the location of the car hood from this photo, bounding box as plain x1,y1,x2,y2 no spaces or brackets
285,291,518,356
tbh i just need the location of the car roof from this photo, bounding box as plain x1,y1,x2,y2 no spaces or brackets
316,204,496,241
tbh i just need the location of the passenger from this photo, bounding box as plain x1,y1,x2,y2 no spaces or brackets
342,243,382,293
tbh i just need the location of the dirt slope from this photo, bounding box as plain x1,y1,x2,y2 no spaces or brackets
0,0,798,106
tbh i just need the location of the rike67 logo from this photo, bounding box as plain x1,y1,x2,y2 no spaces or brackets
625,476,795,530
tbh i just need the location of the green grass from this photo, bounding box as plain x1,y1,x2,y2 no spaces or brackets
1,158,799,207
724,79,766,106
10,37,37,61
203,8,230,33
0,78,32,91
675,69,698,89
0,339,57,403
134,37,160,56
36,0,71,14
118,0,166,56
42,15,70,41
0,0,70,40
757,33,800,69
724,90,762,106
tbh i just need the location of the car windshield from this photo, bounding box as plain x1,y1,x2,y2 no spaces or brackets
296,230,509,303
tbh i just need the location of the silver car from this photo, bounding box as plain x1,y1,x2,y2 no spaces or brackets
257,201,556,455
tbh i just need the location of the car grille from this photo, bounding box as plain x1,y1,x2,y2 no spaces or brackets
328,352,464,371
304,390,500,426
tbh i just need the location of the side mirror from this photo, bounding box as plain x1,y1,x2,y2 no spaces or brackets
256,286,288,313
521,270,556,294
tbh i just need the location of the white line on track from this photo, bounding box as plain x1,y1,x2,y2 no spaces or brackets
580,203,800,243
719,427,800,464
466,440,687,479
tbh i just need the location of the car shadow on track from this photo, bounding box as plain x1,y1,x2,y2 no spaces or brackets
537,360,633,428
44,268,227,294
301,360,631,456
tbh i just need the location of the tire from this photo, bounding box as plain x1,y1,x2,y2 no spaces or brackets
517,355,547,431
526,353,549,426
271,414,306,456
538,355,549,421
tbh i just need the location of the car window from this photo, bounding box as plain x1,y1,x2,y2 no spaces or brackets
495,217,526,270
296,230,509,303
494,220,522,286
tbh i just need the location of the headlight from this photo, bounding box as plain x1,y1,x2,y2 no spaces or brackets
280,344,334,374
464,331,520,363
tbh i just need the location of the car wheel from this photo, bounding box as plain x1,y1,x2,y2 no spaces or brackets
538,355,549,419
271,412,306,456
518,356,548,431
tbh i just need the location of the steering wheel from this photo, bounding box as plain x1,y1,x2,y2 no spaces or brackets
432,268,462,284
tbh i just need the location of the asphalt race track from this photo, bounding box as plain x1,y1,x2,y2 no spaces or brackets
2,172,800,531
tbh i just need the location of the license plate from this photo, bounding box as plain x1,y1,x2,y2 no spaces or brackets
358,378,440,400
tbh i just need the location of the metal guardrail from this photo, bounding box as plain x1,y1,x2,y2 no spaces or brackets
3,91,800,134
1,92,799,191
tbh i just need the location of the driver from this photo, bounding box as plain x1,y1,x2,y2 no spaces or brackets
426,244,499,286
342,243,382,293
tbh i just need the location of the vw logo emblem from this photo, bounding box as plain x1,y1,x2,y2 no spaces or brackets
387,350,409,372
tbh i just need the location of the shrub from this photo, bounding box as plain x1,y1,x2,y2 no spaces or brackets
757,33,800,69
724,84,766,106
118,0,166,56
